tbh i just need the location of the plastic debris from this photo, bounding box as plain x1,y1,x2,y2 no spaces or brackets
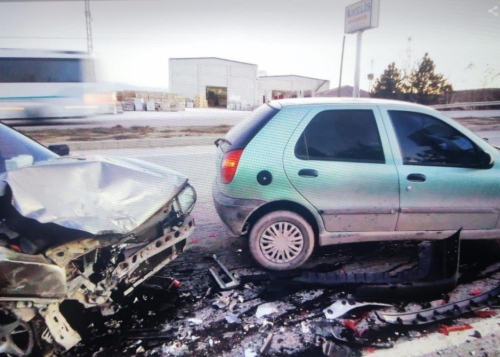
470,330,482,339
256,302,279,318
474,310,497,318
439,324,473,336
322,341,352,357
323,300,392,320
224,314,241,324
471,289,482,296
259,333,273,354
245,349,258,357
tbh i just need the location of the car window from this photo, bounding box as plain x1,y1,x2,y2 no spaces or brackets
295,109,385,164
223,104,279,152
0,124,57,174
389,110,482,168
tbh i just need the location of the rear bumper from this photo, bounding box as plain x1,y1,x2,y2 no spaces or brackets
212,181,265,236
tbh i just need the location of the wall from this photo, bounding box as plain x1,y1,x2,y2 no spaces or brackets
169,58,258,109
258,76,330,103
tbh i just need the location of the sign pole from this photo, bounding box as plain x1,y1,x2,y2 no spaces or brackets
338,35,346,97
353,30,363,98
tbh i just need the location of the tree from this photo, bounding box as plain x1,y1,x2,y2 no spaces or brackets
407,53,453,105
371,62,404,99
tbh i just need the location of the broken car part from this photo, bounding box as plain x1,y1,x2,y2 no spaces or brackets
323,300,392,320
322,341,353,357
0,154,197,356
293,229,461,297
209,254,241,290
0,309,34,357
329,326,393,349
377,284,500,325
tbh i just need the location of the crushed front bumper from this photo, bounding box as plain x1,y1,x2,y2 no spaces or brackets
212,181,265,236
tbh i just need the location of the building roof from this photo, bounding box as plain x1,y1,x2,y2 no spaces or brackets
259,75,329,82
316,85,370,98
169,57,257,66
269,97,428,109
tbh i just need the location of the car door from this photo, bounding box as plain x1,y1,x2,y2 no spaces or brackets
382,107,500,231
283,105,400,232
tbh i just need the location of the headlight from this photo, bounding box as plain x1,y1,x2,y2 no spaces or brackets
176,185,196,214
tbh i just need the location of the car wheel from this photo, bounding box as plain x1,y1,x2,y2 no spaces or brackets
249,211,315,271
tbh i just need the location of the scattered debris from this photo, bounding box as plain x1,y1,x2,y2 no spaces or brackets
259,333,273,354
440,324,473,336
470,330,482,339
209,254,241,290
256,302,279,318
323,300,392,320
377,284,500,325
245,348,258,357
322,340,353,357
474,309,497,318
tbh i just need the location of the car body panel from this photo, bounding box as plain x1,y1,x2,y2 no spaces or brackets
283,104,400,232
378,104,500,231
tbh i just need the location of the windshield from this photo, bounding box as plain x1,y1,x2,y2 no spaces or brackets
0,124,57,174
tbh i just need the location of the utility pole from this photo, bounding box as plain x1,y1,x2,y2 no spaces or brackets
84,0,93,53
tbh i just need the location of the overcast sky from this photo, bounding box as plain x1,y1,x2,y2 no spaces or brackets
0,0,499,91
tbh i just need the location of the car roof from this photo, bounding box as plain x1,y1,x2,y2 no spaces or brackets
269,97,428,110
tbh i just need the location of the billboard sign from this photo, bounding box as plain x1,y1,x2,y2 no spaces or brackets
345,0,380,34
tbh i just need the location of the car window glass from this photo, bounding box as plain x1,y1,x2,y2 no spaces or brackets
295,109,385,164
389,110,481,168
0,125,57,174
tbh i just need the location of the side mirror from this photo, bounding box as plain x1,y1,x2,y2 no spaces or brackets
48,144,70,156
477,151,494,169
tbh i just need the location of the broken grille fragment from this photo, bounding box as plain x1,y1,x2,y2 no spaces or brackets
377,284,500,326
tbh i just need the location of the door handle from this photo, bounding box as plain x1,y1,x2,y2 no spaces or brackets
407,173,426,182
298,169,318,178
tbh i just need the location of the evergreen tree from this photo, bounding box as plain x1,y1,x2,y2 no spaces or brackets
408,53,453,104
371,62,404,99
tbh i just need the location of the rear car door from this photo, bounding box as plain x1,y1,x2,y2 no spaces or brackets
382,108,500,231
283,105,400,232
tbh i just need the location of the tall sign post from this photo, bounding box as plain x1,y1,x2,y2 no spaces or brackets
344,0,380,97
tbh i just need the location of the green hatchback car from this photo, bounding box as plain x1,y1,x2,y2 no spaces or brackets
213,98,499,270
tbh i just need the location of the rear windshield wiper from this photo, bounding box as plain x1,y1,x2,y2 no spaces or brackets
214,138,232,148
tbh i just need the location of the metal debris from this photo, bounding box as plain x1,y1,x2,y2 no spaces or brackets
209,254,241,290
259,333,273,354
322,341,353,357
324,300,392,320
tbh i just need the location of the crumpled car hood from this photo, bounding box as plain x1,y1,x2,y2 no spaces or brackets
0,155,188,235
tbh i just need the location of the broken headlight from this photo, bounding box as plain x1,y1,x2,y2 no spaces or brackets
175,184,196,214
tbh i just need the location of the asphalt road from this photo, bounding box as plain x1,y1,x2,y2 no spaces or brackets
4,109,248,131
74,145,500,357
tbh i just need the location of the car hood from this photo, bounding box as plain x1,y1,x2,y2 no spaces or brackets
0,155,188,235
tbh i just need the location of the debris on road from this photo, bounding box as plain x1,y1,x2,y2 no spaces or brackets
323,300,392,320
439,324,473,335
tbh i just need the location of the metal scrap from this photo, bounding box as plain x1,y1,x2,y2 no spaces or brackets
209,254,241,290
322,341,353,357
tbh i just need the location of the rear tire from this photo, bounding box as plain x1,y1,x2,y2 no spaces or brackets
249,211,315,271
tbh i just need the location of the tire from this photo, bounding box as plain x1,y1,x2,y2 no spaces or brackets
249,210,315,271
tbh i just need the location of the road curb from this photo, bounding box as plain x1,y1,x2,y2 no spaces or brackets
46,135,219,151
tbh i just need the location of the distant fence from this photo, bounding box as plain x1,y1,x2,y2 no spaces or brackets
432,101,500,110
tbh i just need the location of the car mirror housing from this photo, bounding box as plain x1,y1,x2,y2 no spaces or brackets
48,144,70,156
478,151,494,169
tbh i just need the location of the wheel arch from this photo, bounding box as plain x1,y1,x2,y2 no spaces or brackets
244,200,320,241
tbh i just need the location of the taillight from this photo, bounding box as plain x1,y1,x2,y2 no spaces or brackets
221,149,243,184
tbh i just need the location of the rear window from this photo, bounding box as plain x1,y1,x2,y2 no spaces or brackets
223,104,279,151
0,58,91,83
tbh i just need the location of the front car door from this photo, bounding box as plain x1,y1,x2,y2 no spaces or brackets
381,106,500,231
283,105,400,232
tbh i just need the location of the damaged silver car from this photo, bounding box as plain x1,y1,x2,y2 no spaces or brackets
0,123,196,356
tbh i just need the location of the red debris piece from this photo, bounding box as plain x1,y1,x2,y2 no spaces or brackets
340,269,345,274
343,317,363,332
363,347,376,354
471,289,483,296
190,238,199,243
439,324,473,336
474,310,497,318
172,280,181,289
209,234,216,238
9,245,22,253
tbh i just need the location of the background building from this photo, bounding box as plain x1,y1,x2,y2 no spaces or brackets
316,85,370,98
258,75,330,104
169,57,258,110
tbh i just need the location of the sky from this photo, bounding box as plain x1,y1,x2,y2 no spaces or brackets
0,0,499,91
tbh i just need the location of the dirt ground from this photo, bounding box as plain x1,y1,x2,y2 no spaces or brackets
18,125,232,144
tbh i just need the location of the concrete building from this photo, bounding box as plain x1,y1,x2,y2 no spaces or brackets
169,57,258,110
258,75,330,104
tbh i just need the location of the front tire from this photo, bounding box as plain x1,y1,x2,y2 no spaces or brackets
249,211,315,271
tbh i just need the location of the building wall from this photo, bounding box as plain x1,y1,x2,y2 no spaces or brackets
169,58,258,109
258,76,330,103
